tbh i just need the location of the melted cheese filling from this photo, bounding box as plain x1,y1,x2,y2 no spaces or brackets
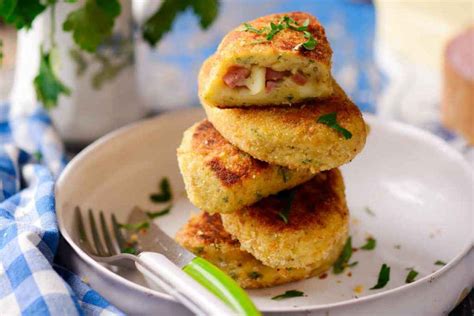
239,66,308,95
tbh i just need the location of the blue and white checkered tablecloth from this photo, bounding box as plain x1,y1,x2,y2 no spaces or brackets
0,102,123,315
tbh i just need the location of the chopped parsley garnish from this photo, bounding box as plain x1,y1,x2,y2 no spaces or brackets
347,261,359,268
150,177,172,203
146,207,171,219
248,271,262,279
317,113,353,139
121,246,137,254
370,264,390,290
278,167,291,183
360,237,376,250
434,260,446,266
267,21,284,40
332,237,353,274
119,221,150,231
242,16,317,51
276,189,296,224
272,290,305,300
302,31,317,50
193,246,204,255
405,269,418,283
243,22,265,34
365,207,375,216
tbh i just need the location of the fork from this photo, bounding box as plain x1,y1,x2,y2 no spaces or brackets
75,207,259,316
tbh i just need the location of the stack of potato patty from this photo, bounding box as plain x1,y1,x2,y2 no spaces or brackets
176,12,368,289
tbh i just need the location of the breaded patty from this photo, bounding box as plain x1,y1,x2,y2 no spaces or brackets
177,120,314,213
176,212,338,289
221,169,349,269
199,12,333,108
203,81,367,173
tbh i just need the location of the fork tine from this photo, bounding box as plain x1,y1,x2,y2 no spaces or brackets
75,207,95,254
88,209,106,256
100,211,116,256
111,214,127,253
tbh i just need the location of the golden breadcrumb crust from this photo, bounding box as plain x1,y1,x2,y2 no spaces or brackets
176,212,343,289
203,81,367,173
221,169,349,269
177,120,314,213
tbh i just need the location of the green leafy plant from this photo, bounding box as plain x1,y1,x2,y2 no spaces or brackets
0,0,220,109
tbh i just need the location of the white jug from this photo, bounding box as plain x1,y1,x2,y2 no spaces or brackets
10,1,148,144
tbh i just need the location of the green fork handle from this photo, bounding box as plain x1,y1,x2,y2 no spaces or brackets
183,257,261,316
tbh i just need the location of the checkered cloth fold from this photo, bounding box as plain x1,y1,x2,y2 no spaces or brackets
0,103,123,315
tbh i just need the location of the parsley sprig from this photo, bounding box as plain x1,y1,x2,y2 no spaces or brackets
143,0,219,46
243,15,318,51
317,112,353,139
34,46,71,109
1,0,220,109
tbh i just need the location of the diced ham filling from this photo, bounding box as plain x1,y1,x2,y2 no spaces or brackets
265,80,280,92
223,65,308,92
291,72,308,85
265,68,291,81
223,66,251,88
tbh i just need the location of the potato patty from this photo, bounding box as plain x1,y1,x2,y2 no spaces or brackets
199,12,333,108
177,120,314,213
176,212,340,289
203,81,367,173
221,169,349,269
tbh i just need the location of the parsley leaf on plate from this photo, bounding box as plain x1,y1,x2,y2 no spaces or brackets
0,0,47,29
63,0,121,52
143,0,219,47
121,246,137,254
272,290,305,300
332,236,353,274
434,260,446,266
365,206,376,216
146,207,171,219
370,263,390,290
405,269,418,283
119,221,150,231
34,47,71,109
150,178,173,203
317,112,353,139
360,237,376,250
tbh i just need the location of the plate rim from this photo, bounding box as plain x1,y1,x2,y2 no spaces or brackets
56,108,473,312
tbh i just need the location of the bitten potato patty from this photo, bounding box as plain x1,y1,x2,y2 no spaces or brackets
199,12,333,108
175,212,341,289
177,120,314,213
203,81,367,173
221,169,349,269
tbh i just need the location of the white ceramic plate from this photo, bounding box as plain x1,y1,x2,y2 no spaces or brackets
56,108,473,315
